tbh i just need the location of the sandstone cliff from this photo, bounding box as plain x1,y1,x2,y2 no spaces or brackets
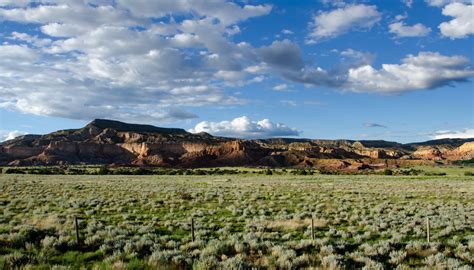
1,119,472,170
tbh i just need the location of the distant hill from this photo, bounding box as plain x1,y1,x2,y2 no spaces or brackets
409,138,474,147
1,119,473,171
87,119,188,134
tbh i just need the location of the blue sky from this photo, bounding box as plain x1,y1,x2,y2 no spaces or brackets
0,0,473,143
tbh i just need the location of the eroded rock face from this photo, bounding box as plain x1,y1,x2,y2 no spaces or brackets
3,145,44,159
411,142,474,161
445,142,474,160
0,119,473,169
413,146,445,160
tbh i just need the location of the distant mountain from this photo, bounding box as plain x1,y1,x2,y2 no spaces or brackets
1,119,473,171
87,119,188,134
409,138,474,147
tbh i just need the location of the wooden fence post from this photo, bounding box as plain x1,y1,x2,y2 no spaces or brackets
75,216,80,246
311,217,315,240
426,217,430,243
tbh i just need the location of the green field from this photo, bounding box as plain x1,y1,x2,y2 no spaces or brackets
0,173,473,269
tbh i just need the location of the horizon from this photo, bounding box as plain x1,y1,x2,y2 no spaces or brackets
0,0,473,143
2,117,473,144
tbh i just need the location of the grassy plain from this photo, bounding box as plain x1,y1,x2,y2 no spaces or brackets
0,172,473,269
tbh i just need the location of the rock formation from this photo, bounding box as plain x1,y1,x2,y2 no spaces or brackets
1,119,473,171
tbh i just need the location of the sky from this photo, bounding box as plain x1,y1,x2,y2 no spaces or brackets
0,0,473,143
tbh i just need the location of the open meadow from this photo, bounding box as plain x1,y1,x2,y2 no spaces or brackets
0,173,473,269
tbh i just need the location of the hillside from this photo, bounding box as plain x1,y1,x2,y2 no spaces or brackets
1,119,473,171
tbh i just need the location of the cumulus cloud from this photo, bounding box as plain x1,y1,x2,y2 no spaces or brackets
430,128,474,139
189,116,300,138
259,39,304,70
257,39,345,88
256,41,472,94
347,51,474,93
389,21,431,37
0,0,272,123
0,0,472,126
425,0,469,7
402,0,414,7
0,130,28,142
439,2,474,39
307,4,381,43
273,84,288,91
0,0,31,7
117,0,272,26
340,48,375,66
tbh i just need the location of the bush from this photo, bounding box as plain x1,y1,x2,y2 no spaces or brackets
132,168,153,175
3,168,26,174
4,251,36,268
396,168,422,175
292,170,308,175
464,171,473,176
97,166,109,175
383,169,393,175
424,171,446,176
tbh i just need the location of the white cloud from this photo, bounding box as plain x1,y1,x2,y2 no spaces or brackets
249,75,265,83
320,0,346,7
340,48,375,65
9,32,52,47
0,0,272,123
0,0,472,127
389,21,431,37
280,100,297,107
273,84,288,91
431,128,474,139
0,130,28,142
257,41,472,93
0,0,31,7
402,0,414,7
348,51,474,93
424,0,469,7
117,0,272,26
244,64,267,73
395,13,408,21
281,29,294,35
0,44,37,61
439,2,474,39
307,4,381,43
189,116,299,138
425,0,450,6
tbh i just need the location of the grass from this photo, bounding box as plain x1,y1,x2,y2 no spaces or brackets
0,173,473,269
412,165,474,176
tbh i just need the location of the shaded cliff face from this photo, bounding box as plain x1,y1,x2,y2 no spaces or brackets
1,119,473,169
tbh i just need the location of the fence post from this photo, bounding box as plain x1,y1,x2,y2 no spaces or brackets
191,218,195,242
311,217,315,240
75,216,81,246
426,217,430,243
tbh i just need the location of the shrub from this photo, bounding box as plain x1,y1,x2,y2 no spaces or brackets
464,171,473,176
389,250,407,265
193,256,219,270
97,166,110,175
383,169,393,175
4,251,35,268
132,168,154,175
3,168,26,174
